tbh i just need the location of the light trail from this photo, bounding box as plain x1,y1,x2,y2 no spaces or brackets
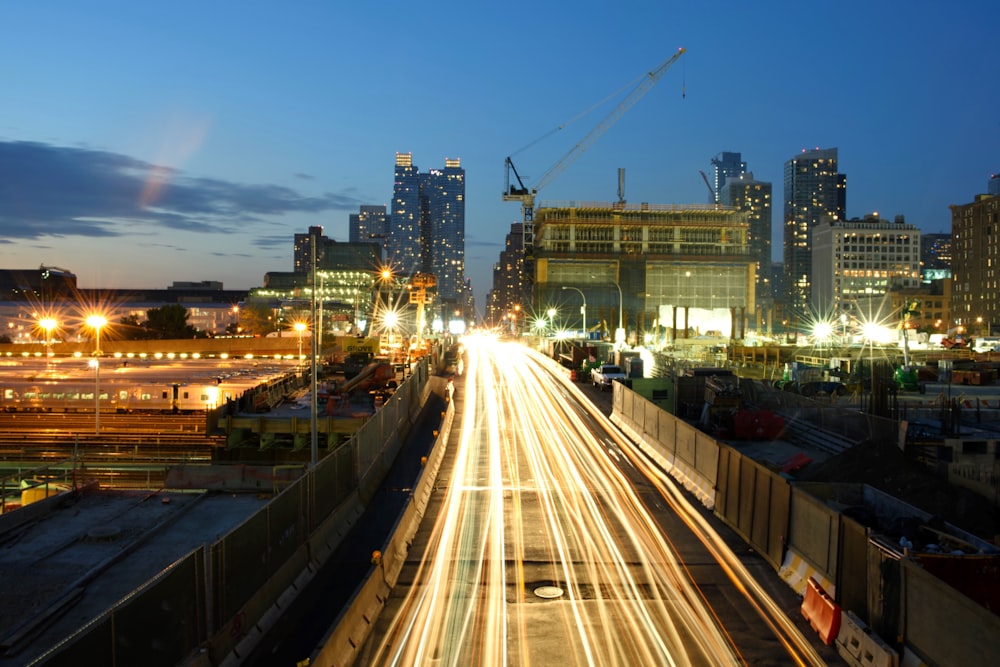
367,336,803,666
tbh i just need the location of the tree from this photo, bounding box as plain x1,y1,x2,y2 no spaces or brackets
144,304,204,339
238,302,277,336
117,314,150,340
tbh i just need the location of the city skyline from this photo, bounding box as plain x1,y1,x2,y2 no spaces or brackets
1,2,998,313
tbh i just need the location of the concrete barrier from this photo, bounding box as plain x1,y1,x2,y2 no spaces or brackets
836,610,898,667
801,576,842,646
311,386,456,666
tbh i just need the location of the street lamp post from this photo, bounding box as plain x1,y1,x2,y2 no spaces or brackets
613,281,624,347
561,286,587,338
39,317,57,360
294,321,307,364
86,315,107,435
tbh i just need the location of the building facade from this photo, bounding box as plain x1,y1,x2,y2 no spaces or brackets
349,205,389,260
710,151,746,204
532,202,754,342
783,147,846,314
811,213,921,316
293,226,326,274
951,192,1000,335
419,158,465,303
390,153,422,273
486,222,527,327
720,173,772,307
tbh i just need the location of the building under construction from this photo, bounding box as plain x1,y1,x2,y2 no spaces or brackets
532,201,755,343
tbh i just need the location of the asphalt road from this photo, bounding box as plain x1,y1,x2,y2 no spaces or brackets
354,338,837,666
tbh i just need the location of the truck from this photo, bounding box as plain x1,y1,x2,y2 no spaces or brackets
591,364,626,391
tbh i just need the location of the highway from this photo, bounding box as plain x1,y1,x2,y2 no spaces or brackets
359,336,827,666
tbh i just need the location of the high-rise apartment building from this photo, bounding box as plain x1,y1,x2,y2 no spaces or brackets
419,158,465,303
387,153,466,313
293,226,326,273
349,205,389,262
783,147,846,313
721,173,772,306
951,191,1000,335
710,152,746,204
811,213,921,315
390,153,422,272
486,222,526,326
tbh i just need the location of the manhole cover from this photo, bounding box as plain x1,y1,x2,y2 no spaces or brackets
533,585,564,599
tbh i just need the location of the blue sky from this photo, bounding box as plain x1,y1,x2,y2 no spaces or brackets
2,1,998,311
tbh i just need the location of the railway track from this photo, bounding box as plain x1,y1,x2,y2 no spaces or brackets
0,412,227,495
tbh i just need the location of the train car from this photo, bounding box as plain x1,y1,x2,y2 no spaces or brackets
0,382,117,413
0,381,239,414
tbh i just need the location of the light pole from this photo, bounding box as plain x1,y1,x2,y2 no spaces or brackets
294,321,307,364
39,317,57,359
613,281,624,347
86,315,107,435
561,286,587,338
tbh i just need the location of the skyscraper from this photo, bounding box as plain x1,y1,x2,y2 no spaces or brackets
349,205,389,261
420,158,465,303
387,153,467,312
721,173,772,305
783,147,846,312
390,153,422,272
710,152,746,204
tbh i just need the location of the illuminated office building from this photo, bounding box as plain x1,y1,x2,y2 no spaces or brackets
783,147,846,313
721,173,772,306
951,189,1000,336
811,213,921,315
349,205,389,261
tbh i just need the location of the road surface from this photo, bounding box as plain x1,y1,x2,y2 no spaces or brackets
358,336,827,666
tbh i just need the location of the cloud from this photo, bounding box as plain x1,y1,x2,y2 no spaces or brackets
0,140,362,240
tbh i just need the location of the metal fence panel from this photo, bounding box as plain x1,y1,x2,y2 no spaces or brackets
36,617,113,667
112,548,206,666
214,510,269,624
45,549,206,667
267,481,306,577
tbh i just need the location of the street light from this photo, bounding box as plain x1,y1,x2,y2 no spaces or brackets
561,286,587,338
294,321,307,362
86,314,107,435
613,281,624,347
39,317,57,358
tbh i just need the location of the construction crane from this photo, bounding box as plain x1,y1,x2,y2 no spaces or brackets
698,170,717,205
503,47,686,255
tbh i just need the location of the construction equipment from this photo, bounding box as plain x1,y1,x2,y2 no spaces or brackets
698,170,719,208
504,47,686,256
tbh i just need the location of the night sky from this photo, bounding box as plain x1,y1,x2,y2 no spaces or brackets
2,1,998,313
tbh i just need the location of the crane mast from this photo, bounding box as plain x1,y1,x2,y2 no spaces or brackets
503,47,686,255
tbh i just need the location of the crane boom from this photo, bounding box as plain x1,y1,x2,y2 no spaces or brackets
503,47,686,255
533,47,685,195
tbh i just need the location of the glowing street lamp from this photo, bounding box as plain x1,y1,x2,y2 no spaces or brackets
38,317,57,357
86,314,107,434
294,321,307,361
